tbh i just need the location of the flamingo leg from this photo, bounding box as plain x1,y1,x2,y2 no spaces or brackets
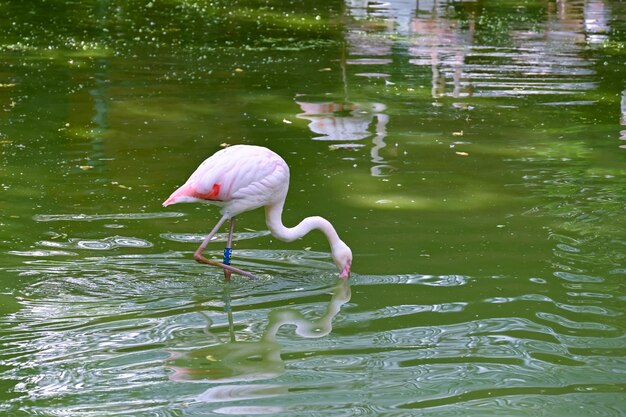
193,215,256,280
223,217,236,281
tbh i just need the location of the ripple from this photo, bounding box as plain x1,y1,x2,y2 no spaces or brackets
213,405,287,415
0,254,356,415
541,100,597,106
197,384,287,403
161,230,270,243
536,312,617,332
1,255,622,417
556,243,580,253
39,236,153,250
104,223,126,229
8,250,78,257
356,274,471,286
398,389,626,416
347,58,392,65
355,72,391,78
2,264,623,417
554,271,604,283
554,302,618,317
33,212,185,222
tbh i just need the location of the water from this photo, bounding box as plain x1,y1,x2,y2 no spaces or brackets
1,0,625,415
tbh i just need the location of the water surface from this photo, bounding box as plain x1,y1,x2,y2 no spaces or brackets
1,0,625,415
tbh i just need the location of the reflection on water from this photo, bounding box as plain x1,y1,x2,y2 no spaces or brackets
1,250,623,416
296,100,392,176
344,0,610,101
0,253,353,415
619,90,626,145
167,281,350,409
296,101,386,142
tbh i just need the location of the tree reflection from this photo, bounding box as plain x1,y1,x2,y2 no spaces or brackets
296,101,391,176
619,90,626,148
343,0,615,102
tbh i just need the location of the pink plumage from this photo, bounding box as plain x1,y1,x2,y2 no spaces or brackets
163,145,352,280
164,145,289,215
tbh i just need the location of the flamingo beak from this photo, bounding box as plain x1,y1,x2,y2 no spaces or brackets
339,263,351,280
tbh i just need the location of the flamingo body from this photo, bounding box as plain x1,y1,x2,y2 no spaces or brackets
163,145,352,279
163,145,288,217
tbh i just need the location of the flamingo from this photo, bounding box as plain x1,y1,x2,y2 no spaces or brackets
162,144,352,280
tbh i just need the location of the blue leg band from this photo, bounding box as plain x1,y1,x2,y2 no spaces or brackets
223,247,232,265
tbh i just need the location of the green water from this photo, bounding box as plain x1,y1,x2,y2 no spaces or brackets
1,0,625,415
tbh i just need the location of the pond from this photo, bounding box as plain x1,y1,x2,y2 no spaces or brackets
1,0,625,415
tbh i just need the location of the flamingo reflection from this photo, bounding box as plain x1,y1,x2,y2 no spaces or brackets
166,280,351,403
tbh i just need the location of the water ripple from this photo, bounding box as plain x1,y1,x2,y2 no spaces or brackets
33,212,185,222
536,312,617,333
161,230,270,243
356,274,471,286
1,258,622,416
38,236,153,250
7,250,78,257
398,387,626,416
554,271,604,283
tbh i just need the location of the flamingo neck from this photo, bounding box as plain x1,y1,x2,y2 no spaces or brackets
264,201,343,249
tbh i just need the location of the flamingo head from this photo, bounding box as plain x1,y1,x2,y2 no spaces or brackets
332,241,352,279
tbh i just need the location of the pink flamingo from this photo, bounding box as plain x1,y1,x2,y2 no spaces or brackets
163,145,352,280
